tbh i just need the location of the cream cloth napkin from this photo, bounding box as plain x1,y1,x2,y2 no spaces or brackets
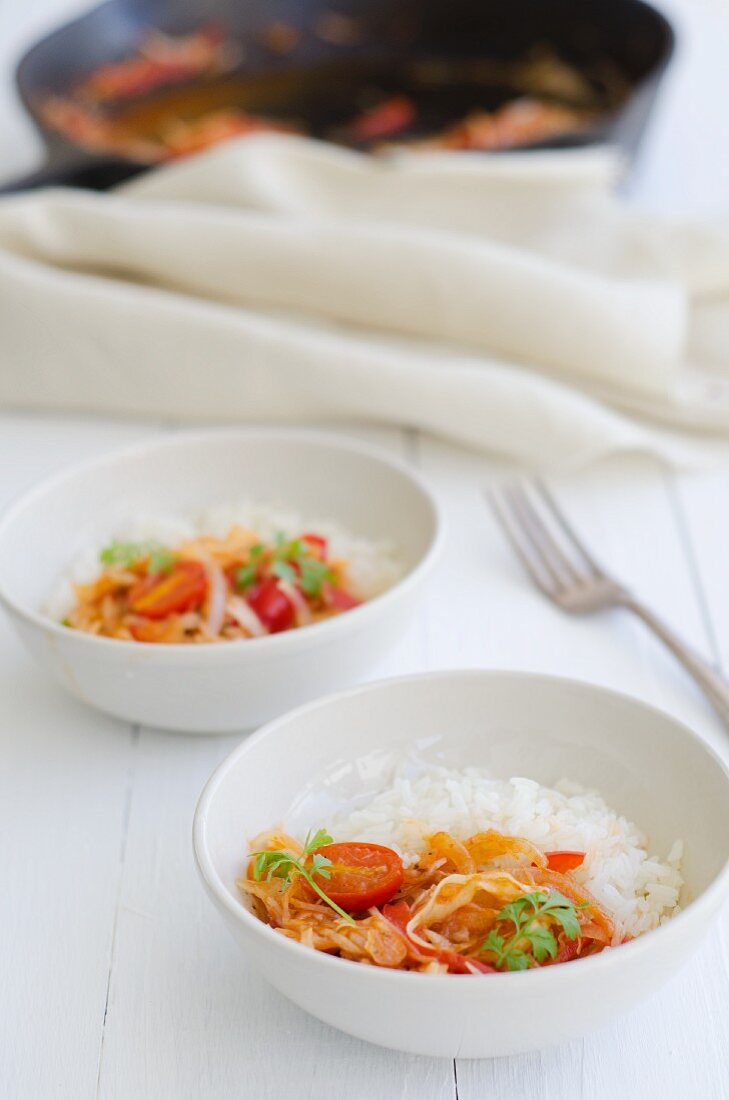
1,134,729,468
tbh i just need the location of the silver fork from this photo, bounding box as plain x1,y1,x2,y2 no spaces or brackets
488,478,729,730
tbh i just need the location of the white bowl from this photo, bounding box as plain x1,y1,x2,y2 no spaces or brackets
193,670,729,1058
0,430,441,733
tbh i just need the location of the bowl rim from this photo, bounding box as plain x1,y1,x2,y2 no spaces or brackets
193,667,729,988
0,426,444,661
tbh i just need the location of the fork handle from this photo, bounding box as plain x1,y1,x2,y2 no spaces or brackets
621,596,729,728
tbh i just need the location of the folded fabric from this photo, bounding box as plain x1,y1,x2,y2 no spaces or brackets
1,135,728,468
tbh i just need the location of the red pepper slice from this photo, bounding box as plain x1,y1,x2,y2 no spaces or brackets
247,577,295,633
382,900,495,974
545,851,586,874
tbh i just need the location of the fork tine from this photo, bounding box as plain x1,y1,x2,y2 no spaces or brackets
533,479,603,579
505,482,582,587
487,486,560,598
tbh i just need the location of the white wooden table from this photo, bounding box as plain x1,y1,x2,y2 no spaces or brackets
2,3,729,1098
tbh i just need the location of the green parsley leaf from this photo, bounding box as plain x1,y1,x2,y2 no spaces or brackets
148,548,176,575
253,851,269,880
250,828,353,924
272,560,297,585
99,540,158,569
538,889,584,940
480,889,584,972
298,557,332,597
483,931,505,956
526,924,558,963
266,856,294,881
304,828,334,854
235,563,258,591
310,853,332,879
498,895,534,927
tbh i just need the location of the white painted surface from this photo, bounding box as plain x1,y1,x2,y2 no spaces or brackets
3,425,729,1100
1,0,729,1097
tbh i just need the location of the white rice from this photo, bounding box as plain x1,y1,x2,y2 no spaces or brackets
326,762,683,940
45,500,403,620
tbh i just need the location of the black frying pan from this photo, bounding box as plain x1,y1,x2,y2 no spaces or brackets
5,0,674,193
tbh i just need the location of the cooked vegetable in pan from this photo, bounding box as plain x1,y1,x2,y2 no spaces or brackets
38,23,617,163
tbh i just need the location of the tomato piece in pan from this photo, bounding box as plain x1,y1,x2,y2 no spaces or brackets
545,850,586,873
129,560,207,619
305,842,404,911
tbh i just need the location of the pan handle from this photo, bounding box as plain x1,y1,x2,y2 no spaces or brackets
0,157,144,195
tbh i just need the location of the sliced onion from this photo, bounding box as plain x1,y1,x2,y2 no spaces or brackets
277,580,312,627
204,562,227,637
178,611,202,631
227,594,267,637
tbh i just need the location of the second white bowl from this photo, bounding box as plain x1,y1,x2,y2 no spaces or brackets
0,429,442,733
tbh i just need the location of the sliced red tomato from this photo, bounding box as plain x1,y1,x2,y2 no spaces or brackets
300,532,328,560
382,900,495,974
247,577,295,633
545,850,586,873
305,842,404,911
326,585,361,611
129,560,207,619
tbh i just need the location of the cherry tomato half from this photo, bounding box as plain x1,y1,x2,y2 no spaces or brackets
545,850,586,873
247,577,295,633
129,560,207,619
305,842,404,912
